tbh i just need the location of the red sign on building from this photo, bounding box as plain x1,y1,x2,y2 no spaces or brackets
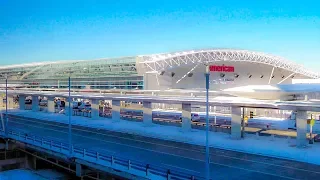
209,65,234,72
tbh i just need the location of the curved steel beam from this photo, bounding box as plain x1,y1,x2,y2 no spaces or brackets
140,49,319,79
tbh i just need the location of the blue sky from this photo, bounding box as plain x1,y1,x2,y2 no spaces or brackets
0,0,319,70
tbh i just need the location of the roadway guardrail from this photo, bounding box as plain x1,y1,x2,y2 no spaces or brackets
4,129,205,180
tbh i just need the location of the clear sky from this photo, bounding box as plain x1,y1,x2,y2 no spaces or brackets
0,0,319,70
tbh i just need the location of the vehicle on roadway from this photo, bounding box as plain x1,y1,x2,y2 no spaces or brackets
120,109,309,131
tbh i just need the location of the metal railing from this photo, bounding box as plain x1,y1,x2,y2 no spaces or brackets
5,129,205,180
0,87,224,98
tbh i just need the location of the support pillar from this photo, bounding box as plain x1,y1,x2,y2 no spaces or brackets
64,98,70,115
181,103,191,131
5,140,8,150
143,101,152,125
18,95,26,110
32,96,39,111
76,163,82,177
214,106,217,124
111,100,120,121
47,96,55,113
7,96,14,109
296,110,307,147
231,106,242,139
91,99,100,119
33,156,37,170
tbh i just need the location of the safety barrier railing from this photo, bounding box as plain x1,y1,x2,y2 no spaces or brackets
5,129,205,180
0,87,222,98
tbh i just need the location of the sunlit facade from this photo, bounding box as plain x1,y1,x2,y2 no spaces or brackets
0,56,144,90
0,49,318,98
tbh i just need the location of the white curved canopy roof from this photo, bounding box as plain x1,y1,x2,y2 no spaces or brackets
140,49,319,79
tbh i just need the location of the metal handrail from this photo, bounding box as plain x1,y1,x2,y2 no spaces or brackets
6,129,205,180
0,87,221,98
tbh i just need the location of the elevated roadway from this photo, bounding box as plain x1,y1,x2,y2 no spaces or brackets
1,89,320,111
5,115,320,180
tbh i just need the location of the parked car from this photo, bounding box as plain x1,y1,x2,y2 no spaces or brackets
39,100,48,106
25,99,32,104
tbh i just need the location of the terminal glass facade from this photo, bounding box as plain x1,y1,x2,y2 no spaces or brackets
0,56,144,90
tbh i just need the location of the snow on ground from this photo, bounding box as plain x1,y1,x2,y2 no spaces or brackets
4,109,320,166
0,169,65,180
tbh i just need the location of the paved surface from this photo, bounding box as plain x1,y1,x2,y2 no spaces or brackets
6,115,320,180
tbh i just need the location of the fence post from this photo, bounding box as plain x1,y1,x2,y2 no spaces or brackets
96,152,99,161
83,149,86,157
146,164,150,176
167,170,171,180
71,145,74,154
128,160,131,170
111,156,115,166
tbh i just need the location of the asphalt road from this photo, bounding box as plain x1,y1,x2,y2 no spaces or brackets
6,115,320,180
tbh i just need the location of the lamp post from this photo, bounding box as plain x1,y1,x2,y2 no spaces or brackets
5,74,8,136
205,65,210,180
67,72,72,155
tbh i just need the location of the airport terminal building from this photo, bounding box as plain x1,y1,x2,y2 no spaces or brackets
0,49,319,100
2,48,320,133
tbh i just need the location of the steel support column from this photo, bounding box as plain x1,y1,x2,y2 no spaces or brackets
76,163,82,177
47,96,55,113
296,110,307,147
143,101,152,125
231,106,242,139
91,99,100,119
64,98,70,116
182,103,191,131
32,96,39,111
18,95,26,110
111,100,120,121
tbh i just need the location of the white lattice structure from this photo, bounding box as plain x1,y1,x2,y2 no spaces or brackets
139,49,319,78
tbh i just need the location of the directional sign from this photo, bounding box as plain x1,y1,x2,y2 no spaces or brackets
311,119,315,127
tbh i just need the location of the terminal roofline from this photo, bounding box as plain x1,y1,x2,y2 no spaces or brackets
140,49,319,79
0,48,318,79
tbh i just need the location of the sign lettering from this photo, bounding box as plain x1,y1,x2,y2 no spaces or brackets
209,65,234,72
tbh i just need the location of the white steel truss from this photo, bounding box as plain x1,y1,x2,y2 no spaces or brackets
140,49,320,79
